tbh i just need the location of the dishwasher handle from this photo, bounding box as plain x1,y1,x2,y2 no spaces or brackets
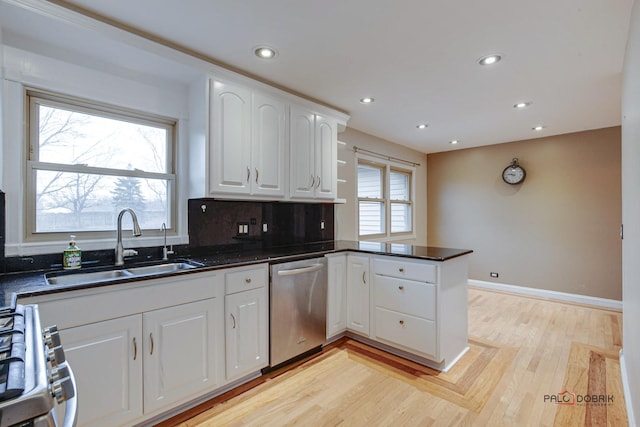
276,264,324,276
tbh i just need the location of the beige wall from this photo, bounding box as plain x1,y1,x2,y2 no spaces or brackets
427,127,622,300
335,128,428,245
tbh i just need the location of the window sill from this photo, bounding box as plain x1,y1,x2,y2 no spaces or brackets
6,234,190,257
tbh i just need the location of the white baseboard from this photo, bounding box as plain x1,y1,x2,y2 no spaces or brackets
620,349,638,427
469,279,622,310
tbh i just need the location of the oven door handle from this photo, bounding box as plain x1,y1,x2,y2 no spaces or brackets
276,264,324,276
60,363,79,427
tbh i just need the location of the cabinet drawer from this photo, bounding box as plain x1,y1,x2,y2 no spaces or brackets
374,275,436,320
374,307,437,357
225,266,267,294
372,257,437,283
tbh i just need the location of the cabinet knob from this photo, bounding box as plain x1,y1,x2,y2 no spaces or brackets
399,268,405,273
399,320,405,326
398,285,404,291
245,277,252,284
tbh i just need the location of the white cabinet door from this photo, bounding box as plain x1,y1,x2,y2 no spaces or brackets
346,254,370,336
289,104,316,198
143,298,222,414
252,92,287,197
225,287,269,380
327,254,347,338
59,315,143,427
314,115,337,199
210,79,251,195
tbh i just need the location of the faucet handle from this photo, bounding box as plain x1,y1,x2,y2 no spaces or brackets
123,249,138,258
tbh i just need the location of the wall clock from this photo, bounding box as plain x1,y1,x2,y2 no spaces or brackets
502,158,526,185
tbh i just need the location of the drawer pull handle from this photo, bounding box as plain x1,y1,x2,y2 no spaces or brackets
231,313,237,329
255,168,259,183
362,272,367,284
398,285,404,291
150,333,155,355
399,268,405,273
399,320,405,326
247,166,251,182
245,277,252,284
133,337,137,361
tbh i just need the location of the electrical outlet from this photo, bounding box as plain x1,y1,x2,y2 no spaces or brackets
320,220,325,230
263,223,268,233
490,272,499,278
237,222,249,235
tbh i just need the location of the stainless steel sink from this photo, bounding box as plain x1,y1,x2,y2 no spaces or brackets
126,262,196,276
45,269,134,286
45,261,198,286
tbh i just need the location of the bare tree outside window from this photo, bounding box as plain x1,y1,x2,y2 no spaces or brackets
28,91,176,236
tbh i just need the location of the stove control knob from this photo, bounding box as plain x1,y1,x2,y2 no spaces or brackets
51,376,75,404
49,364,70,384
47,346,66,367
43,326,61,349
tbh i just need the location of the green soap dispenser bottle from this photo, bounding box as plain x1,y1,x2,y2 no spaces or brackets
63,235,82,270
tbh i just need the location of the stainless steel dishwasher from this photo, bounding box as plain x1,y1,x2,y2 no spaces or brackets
269,257,327,367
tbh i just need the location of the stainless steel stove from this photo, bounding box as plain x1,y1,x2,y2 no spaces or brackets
0,304,77,427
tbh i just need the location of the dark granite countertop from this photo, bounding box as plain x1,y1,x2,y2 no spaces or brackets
0,240,472,309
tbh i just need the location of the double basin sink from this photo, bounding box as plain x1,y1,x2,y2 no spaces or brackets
45,261,199,286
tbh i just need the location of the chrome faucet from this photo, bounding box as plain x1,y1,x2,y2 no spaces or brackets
115,208,142,266
161,222,174,261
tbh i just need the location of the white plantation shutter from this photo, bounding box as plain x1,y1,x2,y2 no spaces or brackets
358,159,413,238
358,164,385,235
390,170,411,233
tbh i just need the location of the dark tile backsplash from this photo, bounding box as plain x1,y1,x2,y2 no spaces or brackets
1,198,335,275
188,199,335,250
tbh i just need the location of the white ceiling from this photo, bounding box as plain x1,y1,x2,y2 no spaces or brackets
5,0,635,153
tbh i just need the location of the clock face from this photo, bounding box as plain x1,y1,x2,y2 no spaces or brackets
502,165,526,185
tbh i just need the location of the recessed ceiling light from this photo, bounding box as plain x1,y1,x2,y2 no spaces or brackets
532,125,544,131
416,124,428,129
360,97,375,104
254,46,277,59
514,102,531,109
450,140,459,145
478,54,503,66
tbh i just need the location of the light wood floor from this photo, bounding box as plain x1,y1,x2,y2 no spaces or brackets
159,288,626,426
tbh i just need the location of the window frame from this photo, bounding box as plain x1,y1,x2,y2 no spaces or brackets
25,89,178,242
356,153,415,241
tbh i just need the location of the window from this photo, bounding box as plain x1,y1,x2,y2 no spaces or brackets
27,90,176,238
357,157,414,239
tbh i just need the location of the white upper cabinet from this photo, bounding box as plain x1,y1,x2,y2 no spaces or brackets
210,80,252,195
209,79,287,198
206,76,345,201
290,105,338,200
251,92,287,196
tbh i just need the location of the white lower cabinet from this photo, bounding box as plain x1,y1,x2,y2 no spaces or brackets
58,298,222,426
59,315,143,427
143,298,221,413
224,264,269,381
326,254,347,339
24,270,229,427
327,252,469,371
346,254,370,336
